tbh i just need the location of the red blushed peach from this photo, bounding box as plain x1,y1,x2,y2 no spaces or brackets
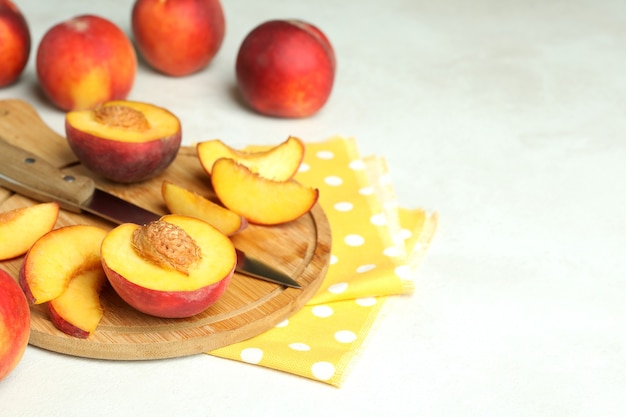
36,14,137,111
65,100,182,183
236,19,336,118
132,0,225,76
0,268,30,381
0,0,30,87
101,214,236,318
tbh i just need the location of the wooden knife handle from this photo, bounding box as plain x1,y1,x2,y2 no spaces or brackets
0,139,95,212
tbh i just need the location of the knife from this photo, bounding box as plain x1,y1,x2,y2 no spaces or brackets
0,139,301,289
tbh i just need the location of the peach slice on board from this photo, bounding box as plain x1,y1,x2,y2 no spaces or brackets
161,180,247,236
65,100,182,183
101,214,236,318
0,202,59,261
197,136,305,181
48,268,107,339
211,157,319,225
18,225,108,304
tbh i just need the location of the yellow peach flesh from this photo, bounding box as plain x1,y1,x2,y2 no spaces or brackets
211,158,319,225
21,225,108,304
65,100,180,143
48,268,107,336
162,181,245,236
197,136,304,181
0,202,59,260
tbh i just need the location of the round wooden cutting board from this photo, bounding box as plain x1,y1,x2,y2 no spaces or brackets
0,99,331,360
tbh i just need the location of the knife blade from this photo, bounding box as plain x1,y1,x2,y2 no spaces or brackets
0,139,301,289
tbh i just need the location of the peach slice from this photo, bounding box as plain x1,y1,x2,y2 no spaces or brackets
101,214,236,318
19,225,108,304
0,202,59,261
211,157,319,225
197,136,305,181
48,268,107,339
65,100,182,183
162,180,247,236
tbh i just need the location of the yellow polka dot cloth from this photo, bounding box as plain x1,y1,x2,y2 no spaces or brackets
208,136,437,387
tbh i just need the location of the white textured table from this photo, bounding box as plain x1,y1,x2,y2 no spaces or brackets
2,0,625,416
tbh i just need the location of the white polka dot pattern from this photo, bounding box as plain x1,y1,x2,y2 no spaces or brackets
312,305,334,318
324,175,343,186
208,137,437,387
334,202,354,212
344,234,365,247
311,362,335,380
240,348,263,364
328,282,348,294
335,330,357,343
289,343,311,352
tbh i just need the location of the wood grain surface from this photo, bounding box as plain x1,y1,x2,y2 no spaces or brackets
0,99,331,360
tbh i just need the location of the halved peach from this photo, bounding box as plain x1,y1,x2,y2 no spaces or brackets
65,100,182,183
0,202,59,261
101,214,236,318
48,268,107,339
162,180,247,236
197,136,305,181
19,225,108,304
211,158,319,225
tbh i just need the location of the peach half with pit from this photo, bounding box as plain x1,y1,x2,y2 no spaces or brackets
19,224,108,305
162,180,247,236
48,268,107,339
197,136,305,181
211,157,319,225
65,100,182,183
101,214,236,318
0,202,59,261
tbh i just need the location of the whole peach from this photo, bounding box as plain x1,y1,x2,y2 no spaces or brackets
0,269,30,382
235,19,336,118
132,0,225,76
36,15,137,111
0,0,30,87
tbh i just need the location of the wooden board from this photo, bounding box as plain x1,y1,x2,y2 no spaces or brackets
0,99,331,360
